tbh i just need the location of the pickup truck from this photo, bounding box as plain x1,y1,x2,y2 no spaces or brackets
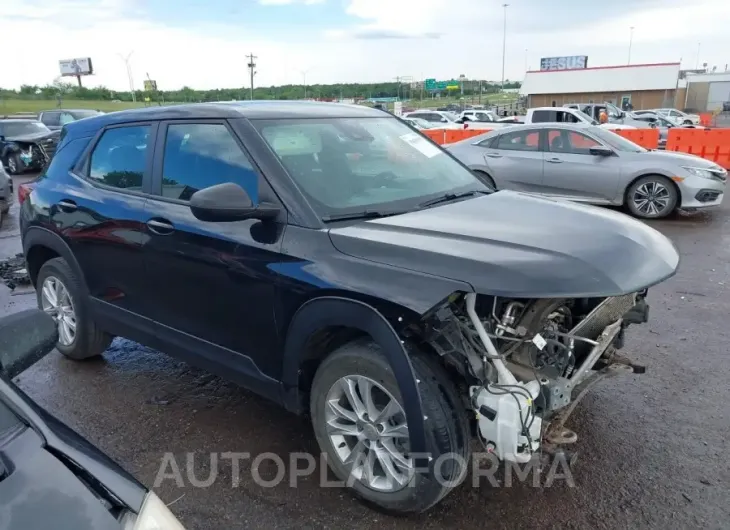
522,107,635,129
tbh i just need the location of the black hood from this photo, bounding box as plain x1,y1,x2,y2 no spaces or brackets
5,131,59,143
329,191,679,299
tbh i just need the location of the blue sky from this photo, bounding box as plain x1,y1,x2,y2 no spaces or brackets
1,0,728,90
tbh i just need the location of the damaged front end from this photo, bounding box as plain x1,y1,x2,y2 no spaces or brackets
412,290,650,463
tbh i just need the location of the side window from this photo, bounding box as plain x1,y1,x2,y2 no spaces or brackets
495,130,540,152
59,112,75,125
41,112,60,127
476,136,497,148
161,123,258,202
548,130,601,155
88,125,150,191
532,110,556,123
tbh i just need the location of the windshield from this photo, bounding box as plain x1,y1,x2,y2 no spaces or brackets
1,121,51,136
590,127,647,153
406,117,435,129
442,112,458,122
254,117,487,218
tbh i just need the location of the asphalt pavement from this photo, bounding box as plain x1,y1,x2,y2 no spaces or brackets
1,175,728,530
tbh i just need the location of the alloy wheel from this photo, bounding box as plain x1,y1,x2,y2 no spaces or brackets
41,276,77,346
324,375,413,492
632,181,671,217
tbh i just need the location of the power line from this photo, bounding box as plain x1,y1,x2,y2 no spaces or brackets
247,53,257,100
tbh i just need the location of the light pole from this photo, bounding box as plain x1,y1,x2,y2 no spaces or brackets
501,3,509,91
118,51,136,102
300,68,312,99
628,26,634,64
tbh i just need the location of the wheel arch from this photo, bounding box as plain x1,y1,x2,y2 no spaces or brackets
23,227,88,294
624,172,682,208
281,295,428,457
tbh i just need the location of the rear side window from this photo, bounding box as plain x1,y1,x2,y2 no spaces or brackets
495,129,540,151
531,110,556,123
160,123,258,202
41,112,60,127
88,125,150,191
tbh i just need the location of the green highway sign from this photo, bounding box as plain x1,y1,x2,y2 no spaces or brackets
425,78,460,91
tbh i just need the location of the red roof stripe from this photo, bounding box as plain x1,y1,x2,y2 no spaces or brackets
526,62,681,74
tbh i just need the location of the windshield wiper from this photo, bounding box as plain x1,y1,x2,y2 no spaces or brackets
322,210,407,223
418,190,489,209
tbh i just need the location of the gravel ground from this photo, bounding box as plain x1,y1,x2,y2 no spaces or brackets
1,175,729,529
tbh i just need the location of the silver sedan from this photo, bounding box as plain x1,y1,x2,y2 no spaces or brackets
446,122,727,219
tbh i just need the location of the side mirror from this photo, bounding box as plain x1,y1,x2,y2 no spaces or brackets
190,182,280,222
589,146,614,157
0,309,58,379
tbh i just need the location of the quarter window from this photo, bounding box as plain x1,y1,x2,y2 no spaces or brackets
160,123,258,202
88,125,150,190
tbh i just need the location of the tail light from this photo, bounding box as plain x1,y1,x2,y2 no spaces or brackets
18,183,34,205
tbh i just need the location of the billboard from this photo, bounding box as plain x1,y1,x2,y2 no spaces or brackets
425,78,460,91
59,58,93,77
539,56,588,71
144,80,158,91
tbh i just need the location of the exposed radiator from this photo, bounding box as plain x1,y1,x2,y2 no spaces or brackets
570,293,637,340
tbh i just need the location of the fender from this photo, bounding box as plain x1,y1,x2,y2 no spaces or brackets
22,226,89,296
281,296,427,459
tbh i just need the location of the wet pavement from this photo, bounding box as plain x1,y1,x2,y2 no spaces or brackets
1,175,729,529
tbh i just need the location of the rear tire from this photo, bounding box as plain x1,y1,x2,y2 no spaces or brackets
625,175,678,219
310,338,471,514
36,257,112,360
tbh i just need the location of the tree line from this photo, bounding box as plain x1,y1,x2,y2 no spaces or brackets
0,79,521,103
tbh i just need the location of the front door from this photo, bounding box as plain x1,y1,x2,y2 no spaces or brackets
541,128,621,202
483,128,543,192
142,120,285,383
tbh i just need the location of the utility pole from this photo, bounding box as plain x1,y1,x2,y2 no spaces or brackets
300,68,312,99
118,51,136,102
501,3,509,91
247,53,257,100
628,26,634,64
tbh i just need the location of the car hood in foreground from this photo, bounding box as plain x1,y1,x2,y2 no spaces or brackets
329,191,679,299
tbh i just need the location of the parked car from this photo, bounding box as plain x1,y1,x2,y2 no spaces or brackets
0,309,186,529
21,102,678,513
401,116,438,130
0,164,13,224
459,110,497,122
402,110,462,129
0,119,60,174
38,109,104,131
447,122,726,219
653,108,701,126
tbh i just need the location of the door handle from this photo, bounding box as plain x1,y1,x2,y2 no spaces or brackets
146,218,175,235
546,157,563,163
57,199,77,212
485,153,503,158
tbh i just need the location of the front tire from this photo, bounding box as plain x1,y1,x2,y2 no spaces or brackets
310,338,470,514
626,175,678,219
36,257,112,360
4,153,23,175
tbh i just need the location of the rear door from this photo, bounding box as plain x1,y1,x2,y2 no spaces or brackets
482,128,543,191
39,111,61,130
541,128,621,202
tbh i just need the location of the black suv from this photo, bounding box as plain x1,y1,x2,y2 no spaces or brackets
20,102,679,513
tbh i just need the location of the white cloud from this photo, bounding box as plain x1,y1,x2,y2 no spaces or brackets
0,0,728,91
259,0,324,4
